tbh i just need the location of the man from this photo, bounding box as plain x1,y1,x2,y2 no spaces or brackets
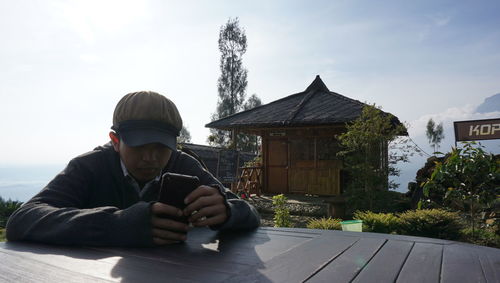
6,91,260,246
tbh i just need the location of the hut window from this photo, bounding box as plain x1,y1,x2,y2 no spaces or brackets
290,139,314,167
316,138,340,160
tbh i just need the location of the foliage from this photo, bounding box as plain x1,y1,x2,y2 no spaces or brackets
236,94,263,153
397,209,464,240
272,194,292,227
242,94,262,111
461,227,500,248
208,17,248,148
337,104,414,212
0,196,23,228
425,118,444,154
0,228,5,242
307,217,342,230
177,126,192,144
407,155,449,209
345,190,411,216
243,155,262,167
353,211,400,234
422,142,499,237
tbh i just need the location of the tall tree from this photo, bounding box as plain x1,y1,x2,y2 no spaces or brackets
337,104,414,212
426,118,445,154
208,17,248,148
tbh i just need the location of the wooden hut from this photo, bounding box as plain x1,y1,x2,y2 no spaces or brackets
206,75,402,196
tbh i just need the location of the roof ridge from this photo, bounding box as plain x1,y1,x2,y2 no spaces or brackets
205,90,306,128
328,91,365,106
284,89,317,125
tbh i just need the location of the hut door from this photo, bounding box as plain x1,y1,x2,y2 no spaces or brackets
267,139,288,193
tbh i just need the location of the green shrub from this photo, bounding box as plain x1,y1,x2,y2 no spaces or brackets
398,209,464,240
272,194,292,227
306,217,342,230
460,227,500,248
353,211,400,234
0,228,5,242
0,196,23,228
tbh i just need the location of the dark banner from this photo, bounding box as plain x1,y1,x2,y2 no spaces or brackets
454,118,500,142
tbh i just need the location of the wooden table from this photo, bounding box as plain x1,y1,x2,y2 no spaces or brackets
1,227,498,282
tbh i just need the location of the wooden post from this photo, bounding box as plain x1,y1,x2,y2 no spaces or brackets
231,129,238,150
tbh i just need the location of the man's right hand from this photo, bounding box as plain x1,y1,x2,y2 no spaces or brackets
151,202,189,245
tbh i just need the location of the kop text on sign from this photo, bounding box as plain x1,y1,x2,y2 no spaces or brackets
454,118,500,142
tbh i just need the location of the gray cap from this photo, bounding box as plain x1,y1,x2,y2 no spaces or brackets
112,91,182,149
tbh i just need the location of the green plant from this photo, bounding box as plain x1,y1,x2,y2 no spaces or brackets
306,217,342,230
337,104,415,212
272,194,292,227
0,228,5,242
461,227,500,248
398,209,464,240
0,196,23,228
353,211,400,234
243,155,262,167
422,142,499,238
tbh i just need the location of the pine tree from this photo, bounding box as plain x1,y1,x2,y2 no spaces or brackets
208,17,248,148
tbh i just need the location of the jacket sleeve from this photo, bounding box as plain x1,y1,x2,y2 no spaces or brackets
172,152,261,230
6,159,154,247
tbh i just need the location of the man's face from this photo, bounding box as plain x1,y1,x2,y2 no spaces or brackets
111,133,172,183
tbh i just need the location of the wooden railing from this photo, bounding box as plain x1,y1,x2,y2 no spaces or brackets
234,166,262,198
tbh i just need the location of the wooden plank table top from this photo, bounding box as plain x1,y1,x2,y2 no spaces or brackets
0,227,498,283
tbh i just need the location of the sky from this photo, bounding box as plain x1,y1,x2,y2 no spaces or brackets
1,0,499,189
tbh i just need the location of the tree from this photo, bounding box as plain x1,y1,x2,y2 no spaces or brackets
337,104,413,212
0,196,23,228
208,17,248,148
426,118,444,154
177,126,191,144
242,94,261,111
237,94,262,152
422,142,499,238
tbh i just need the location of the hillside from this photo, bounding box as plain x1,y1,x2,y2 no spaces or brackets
476,93,500,113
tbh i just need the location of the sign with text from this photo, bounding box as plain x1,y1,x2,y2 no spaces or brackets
454,118,500,142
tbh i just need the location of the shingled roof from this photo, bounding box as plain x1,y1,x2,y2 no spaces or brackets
205,75,396,131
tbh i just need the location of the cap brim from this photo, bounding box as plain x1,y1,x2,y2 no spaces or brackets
119,128,177,150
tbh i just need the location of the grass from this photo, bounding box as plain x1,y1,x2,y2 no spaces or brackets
0,228,5,242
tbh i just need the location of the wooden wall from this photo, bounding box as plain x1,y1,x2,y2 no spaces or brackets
259,126,346,196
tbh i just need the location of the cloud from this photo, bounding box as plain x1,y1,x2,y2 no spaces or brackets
431,14,451,27
410,105,500,139
393,105,500,191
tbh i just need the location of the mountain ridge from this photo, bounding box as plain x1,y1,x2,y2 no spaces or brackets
476,93,500,113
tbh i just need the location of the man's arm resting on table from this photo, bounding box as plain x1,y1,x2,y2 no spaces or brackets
6,200,155,247
5,158,155,247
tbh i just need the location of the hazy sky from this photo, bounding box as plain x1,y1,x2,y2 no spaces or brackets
1,0,499,167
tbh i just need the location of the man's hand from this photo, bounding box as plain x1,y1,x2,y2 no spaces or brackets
151,202,189,245
183,186,228,227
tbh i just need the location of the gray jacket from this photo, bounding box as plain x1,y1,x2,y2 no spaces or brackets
6,143,260,246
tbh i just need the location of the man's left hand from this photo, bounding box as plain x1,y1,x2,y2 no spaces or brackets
183,185,228,227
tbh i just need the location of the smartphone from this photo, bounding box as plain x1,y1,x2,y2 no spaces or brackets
158,172,200,210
